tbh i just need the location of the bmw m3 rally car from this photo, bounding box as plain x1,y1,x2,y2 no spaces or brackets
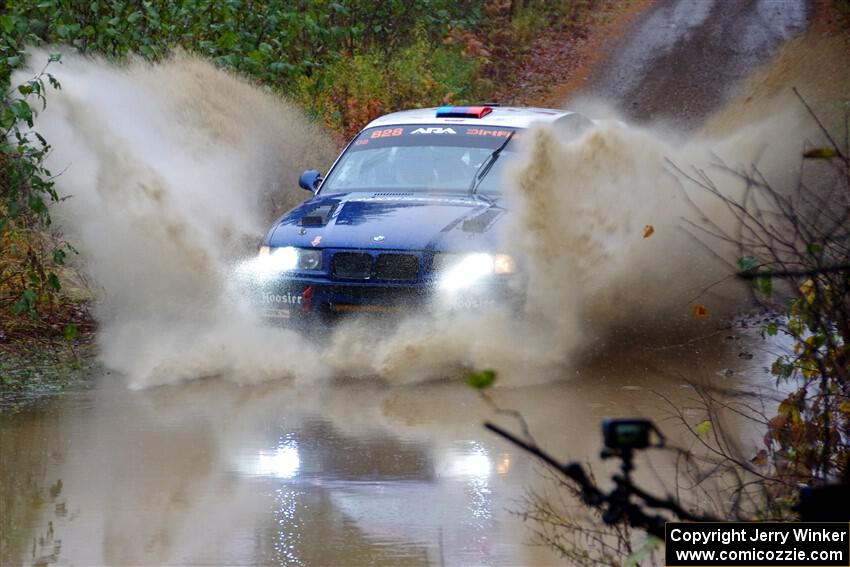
251,105,595,321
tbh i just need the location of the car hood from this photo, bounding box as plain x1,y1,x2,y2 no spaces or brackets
267,192,506,252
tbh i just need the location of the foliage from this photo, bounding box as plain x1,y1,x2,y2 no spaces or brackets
2,0,479,67
743,152,848,482
680,95,850,488
0,0,485,133
0,51,72,321
762,275,849,479
2,0,589,134
294,31,480,138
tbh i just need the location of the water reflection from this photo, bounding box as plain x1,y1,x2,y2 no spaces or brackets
251,440,301,479
0,330,779,565
271,486,304,566
441,443,492,479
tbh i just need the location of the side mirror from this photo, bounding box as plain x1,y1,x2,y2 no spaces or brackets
299,170,323,193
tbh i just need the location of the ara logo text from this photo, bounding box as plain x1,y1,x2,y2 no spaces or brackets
411,127,457,135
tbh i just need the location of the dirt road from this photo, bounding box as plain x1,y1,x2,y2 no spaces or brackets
580,0,809,126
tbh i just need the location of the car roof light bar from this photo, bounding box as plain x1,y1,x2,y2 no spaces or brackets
436,106,493,119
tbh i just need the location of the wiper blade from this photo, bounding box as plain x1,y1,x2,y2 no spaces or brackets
473,192,495,205
468,130,515,194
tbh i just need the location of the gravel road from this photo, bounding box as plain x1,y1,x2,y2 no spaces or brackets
584,0,810,126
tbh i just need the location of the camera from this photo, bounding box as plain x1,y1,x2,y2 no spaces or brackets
602,418,654,450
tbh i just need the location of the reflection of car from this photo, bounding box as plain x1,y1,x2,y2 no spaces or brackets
252,105,593,321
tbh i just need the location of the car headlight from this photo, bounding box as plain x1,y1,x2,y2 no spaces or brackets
493,254,515,275
436,252,515,291
297,249,322,270
257,246,322,271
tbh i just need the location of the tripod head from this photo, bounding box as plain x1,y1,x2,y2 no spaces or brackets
600,418,666,478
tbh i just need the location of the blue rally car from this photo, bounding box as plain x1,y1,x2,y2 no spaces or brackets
251,105,594,321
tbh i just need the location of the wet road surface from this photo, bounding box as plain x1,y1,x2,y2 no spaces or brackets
1,333,776,565
583,0,809,127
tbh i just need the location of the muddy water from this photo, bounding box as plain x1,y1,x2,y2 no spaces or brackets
1,330,778,566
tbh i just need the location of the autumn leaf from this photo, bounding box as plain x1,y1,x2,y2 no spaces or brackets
643,225,654,238
692,304,709,319
750,449,768,466
803,147,838,159
801,360,819,379
799,279,816,304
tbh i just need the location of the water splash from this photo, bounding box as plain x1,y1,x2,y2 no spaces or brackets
18,49,825,387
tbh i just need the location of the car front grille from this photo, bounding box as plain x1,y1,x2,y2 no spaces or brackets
375,254,420,281
332,252,372,280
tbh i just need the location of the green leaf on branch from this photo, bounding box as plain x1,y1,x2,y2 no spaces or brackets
466,368,497,390
63,324,78,341
12,289,38,317
771,358,795,380
47,272,61,291
738,256,759,273
9,100,33,126
738,256,772,295
625,536,662,567
0,15,14,33
755,276,773,296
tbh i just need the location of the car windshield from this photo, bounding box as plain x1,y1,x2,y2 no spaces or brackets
320,124,518,194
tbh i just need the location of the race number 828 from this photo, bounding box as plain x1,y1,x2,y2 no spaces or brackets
371,128,404,138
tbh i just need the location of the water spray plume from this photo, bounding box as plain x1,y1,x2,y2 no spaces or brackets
17,49,825,387
19,50,335,387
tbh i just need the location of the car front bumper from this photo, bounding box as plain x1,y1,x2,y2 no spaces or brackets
253,277,518,323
